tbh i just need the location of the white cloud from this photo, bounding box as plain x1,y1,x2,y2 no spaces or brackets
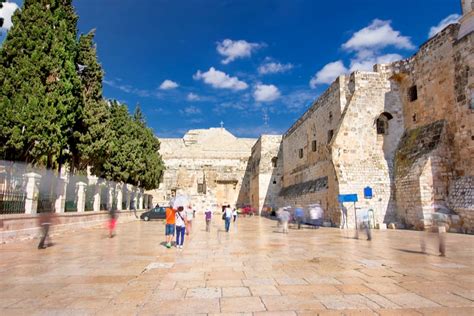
187,92,200,101
309,61,348,88
428,14,460,38
180,105,202,116
193,67,248,91
349,53,402,72
216,39,263,64
159,79,179,90
253,84,281,102
0,2,19,30
342,19,414,51
258,62,294,75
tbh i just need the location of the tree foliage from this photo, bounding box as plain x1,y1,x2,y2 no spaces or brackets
0,0,164,189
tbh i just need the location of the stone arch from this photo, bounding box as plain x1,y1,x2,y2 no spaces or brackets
375,112,393,135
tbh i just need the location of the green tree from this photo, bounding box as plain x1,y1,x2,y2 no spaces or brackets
0,0,82,169
72,30,111,176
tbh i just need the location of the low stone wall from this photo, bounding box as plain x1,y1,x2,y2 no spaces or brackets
0,210,143,243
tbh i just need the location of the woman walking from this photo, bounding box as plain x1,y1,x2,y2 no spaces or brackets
175,206,187,249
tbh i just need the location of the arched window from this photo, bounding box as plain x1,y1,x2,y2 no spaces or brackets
271,157,278,168
376,112,393,135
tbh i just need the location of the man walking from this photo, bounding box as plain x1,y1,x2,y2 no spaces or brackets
205,207,212,232
294,205,304,229
165,207,177,248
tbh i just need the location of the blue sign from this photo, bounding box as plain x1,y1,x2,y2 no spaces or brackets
338,194,358,203
364,186,373,199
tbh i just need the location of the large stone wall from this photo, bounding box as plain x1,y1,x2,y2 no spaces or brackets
332,71,404,228
249,135,282,214
147,128,256,211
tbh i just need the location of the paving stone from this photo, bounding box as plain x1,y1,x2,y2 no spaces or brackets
220,297,266,313
383,293,440,308
250,285,282,296
261,295,325,311
186,287,222,298
222,287,251,297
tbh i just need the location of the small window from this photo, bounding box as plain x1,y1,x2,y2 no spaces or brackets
311,140,317,152
412,113,417,122
376,118,388,134
408,85,418,102
271,157,278,168
329,111,333,123
327,130,334,143
298,148,304,159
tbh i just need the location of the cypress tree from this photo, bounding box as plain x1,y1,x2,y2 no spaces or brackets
0,0,82,169
73,30,111,176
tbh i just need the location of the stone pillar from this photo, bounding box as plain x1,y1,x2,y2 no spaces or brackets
54,174,69,213
24,172,41,214
116,183,123,211
125,184,132,210
93,184,101,212
131,187,137,210
76,182,87,213
138,188,144,210
106,182,114,211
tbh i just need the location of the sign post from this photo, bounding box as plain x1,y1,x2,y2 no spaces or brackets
338,194,359,238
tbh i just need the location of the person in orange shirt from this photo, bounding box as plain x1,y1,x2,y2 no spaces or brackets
165,207,177,248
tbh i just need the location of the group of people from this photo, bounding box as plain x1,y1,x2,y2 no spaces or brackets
276,204,324,234
222,204,237,232
164,205,194,249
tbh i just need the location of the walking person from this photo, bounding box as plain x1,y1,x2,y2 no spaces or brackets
233,208,238,222
108,208,118,238
294,205,304,229
37,211,56,249
175,206,187,249
185,205,194,235
205,207,212,232
165,207,177,248
280,208,290,234
224,204,232,232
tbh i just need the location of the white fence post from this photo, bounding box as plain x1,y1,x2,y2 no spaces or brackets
24,172,41,214
76,182,87,213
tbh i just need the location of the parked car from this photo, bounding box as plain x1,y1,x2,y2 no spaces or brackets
140,206,167,221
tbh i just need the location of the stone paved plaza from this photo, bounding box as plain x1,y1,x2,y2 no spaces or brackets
0,216,473,315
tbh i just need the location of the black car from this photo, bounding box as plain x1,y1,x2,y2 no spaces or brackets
140,206,166,221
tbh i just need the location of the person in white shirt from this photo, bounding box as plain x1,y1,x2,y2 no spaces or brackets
185,205,194,235
224,204,232,232
175,207,187,249
232,208,238,222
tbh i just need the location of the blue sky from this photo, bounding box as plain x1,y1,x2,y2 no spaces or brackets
1,0,462,138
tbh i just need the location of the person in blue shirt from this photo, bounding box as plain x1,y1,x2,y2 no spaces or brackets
294,205,304,229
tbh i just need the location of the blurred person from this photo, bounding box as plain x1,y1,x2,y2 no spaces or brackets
294,205,304,229
175,206,187,249
421,212,448,257
233,207,238,222
185,205,194,235
37,211,57,249
224,204,232,232
165,207,177,248
276,207,283,228
280,208,290,234
108,208,118,238
205,207,212,232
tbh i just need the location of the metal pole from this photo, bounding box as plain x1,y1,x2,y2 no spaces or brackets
354,202,359,239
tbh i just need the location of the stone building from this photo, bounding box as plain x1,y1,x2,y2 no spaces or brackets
277,2,473,230
147,128,257,211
